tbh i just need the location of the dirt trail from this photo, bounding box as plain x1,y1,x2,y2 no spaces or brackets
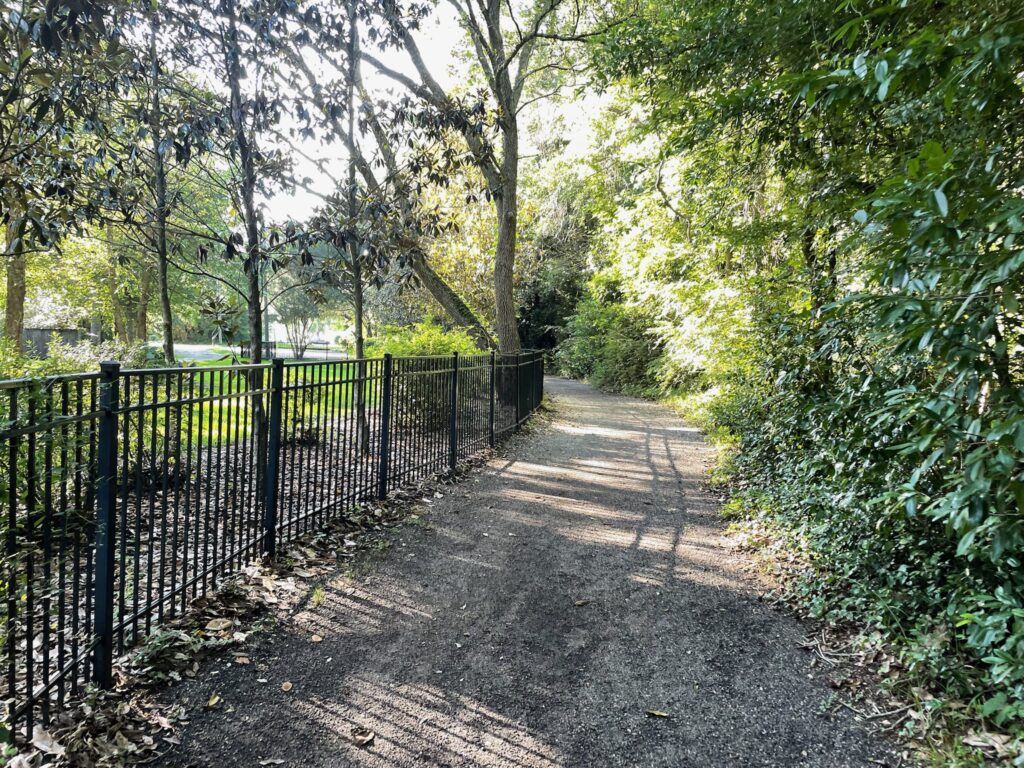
154,378,899,768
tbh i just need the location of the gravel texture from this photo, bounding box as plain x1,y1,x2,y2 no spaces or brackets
152,377,901,768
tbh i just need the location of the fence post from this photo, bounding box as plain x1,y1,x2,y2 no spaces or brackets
539,353,545,407
262,358,284,560
93,360,120,689
514,353,521,430
488,350,495,448
377,353,393,499
449,351,459,473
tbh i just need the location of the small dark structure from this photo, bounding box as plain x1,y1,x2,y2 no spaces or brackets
23,327,81,357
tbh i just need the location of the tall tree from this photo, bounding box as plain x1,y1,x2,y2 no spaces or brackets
360,0,596,353
1,1,134,348
284,4,494,348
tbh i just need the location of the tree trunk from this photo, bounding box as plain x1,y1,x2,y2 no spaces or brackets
224,0,263,364
348,0,370,454
493,192,521,354
493,126,522,354
150,13,175,364
134,262,153,342
4,227,25,350
108,230,129,343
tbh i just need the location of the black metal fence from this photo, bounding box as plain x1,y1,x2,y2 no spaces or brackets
1,350,544,741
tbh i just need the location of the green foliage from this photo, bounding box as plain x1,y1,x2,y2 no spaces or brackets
564,0,1024,750
366,322,481,359
0,337,151,380
556,273,661,396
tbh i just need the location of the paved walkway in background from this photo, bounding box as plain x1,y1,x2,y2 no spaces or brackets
154,378,899,768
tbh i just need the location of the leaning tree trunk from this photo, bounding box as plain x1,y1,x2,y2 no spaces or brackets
412,259,494,349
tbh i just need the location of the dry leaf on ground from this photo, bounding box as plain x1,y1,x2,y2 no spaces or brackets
352,726,375,748
32,725,66,756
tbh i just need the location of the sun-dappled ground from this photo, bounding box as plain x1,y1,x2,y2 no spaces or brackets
151,378,899,767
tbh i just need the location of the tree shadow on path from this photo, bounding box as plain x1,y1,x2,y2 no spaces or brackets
153,377,902,768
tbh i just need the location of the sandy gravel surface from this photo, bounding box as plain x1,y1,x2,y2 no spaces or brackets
153,377,900,768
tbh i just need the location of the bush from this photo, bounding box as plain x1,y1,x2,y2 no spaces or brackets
365,322,485,430
0,337,153,381
556,294,660,396
365,321,482,358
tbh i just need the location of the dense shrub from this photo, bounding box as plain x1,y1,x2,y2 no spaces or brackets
365,321,482,358
553,0,1024,747
556,295,661,395
0,337,152,380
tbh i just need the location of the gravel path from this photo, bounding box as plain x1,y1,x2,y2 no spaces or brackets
154,377,899,768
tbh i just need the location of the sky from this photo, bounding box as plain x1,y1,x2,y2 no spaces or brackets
267,4,600,222
267,4,468,221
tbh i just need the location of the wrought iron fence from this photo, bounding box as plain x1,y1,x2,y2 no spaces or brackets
1,350,544,742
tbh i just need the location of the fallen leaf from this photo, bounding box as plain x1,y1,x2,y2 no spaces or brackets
207,693,222,709
32,725,66,756
963,731,1011,756
259,760,286,766
352,726,375,748
574,599,591,607
234,656,250,665
645,709,671,718
281,681,293,692
205,618,233,632
311,634,323,643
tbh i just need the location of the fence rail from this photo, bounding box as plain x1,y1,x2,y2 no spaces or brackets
1,350,544,741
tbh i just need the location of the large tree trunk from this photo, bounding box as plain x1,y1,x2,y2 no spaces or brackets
493,127,522,354
4,227,25,350
493,193,521,354
150,13,176,364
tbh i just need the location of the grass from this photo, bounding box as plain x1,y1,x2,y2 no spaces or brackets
125,361,383,450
